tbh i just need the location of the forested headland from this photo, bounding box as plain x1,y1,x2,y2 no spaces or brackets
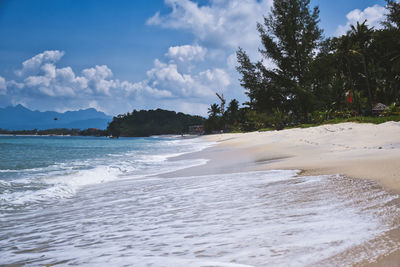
204,0,400,133
107,109,204,137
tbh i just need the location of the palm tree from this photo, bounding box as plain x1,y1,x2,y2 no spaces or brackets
226,99,240,124
208,103,220,118
348,21,375,113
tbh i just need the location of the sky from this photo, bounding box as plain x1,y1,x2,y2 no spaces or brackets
0,0,388,116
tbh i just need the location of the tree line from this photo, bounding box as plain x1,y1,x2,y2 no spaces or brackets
107,109,204,137
204,0,400,132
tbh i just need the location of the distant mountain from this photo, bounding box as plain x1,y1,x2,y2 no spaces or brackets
0,105,112,130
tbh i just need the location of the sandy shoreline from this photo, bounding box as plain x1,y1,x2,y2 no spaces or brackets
167,122,400,193
164,121,400,266
202,122,400,194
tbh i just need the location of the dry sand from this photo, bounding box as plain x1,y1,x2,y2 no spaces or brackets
203,122,400,194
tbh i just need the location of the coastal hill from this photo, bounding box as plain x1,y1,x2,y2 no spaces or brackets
107,109,204,137
0,105,112,130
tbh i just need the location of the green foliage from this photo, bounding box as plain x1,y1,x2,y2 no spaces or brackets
243,110,269,131
384,0,400,29
204,103,224,133
225,99,240,124
282,115,400,130
236,0,323,121
204,99,246,133
106,109,204,137
229,0,400,132
324,115,400,125
208,103,221,118
203,116,223,133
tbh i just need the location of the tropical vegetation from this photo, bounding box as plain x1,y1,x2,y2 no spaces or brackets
204,0,400,133
107,109,204,137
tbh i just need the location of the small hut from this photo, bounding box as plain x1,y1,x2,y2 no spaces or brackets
372,103,389,115
188,125,204,135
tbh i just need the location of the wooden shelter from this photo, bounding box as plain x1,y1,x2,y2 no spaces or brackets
372,103,389,115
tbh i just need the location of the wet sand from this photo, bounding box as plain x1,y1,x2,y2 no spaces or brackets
166,122,400,266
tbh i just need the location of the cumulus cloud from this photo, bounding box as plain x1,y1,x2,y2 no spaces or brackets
15,50,65,77
5,50,181,112
336,4,387,36
23,64,88,97
5,50,229,115
143,59,230,98
121,80,173,98
82,65,116,95
147,0,272,51
7,80,24,90
199,68,230,90
15,51,137,98
0,76,7,95
166,44,207,62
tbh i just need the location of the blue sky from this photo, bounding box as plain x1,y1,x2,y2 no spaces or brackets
0,0,387,116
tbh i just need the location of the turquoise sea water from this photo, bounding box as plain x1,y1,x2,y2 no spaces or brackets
0,135,208,209
1,136,400,266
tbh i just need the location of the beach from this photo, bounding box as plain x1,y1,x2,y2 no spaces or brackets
164,121,400,266
198,122,400,193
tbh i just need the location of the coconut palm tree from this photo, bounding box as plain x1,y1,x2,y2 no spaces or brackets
208,103,220,118
348,21,375,113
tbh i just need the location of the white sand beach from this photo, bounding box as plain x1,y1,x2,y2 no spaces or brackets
204,122,400,194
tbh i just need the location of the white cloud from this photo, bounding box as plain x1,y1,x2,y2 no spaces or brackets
10,50,181,104
7,80,24,90
166,44,207,62
24,64,88,97
15,50,65,77
199,68,230,89
14,51,126,98
147,0,272,51
121,80,173,98
82,65,116,95
143,59,230,98
336,4,387,36
0,76,7,95
4,45,233,116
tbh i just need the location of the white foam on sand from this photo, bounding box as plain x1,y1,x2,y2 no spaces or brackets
2,170,400,266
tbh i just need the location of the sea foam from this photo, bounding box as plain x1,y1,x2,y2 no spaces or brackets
0,137,211,209
1,169,400,266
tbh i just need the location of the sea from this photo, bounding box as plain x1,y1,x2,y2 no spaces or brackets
1,135,400,266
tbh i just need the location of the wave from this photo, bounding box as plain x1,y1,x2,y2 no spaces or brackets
0,138,212,209
2,169,400,265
